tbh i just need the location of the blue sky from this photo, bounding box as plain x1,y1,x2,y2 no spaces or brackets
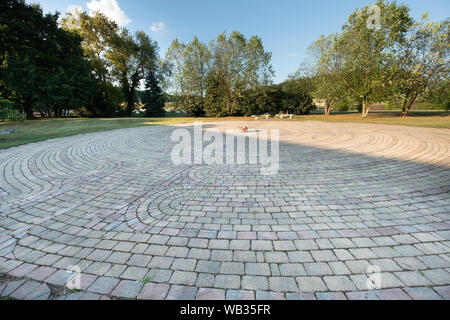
32,0,450,83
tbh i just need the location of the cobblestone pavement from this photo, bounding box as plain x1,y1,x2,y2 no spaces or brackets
0,121,449,300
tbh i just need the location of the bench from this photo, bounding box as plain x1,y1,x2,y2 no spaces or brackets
277,114,294,119
252,115,270,120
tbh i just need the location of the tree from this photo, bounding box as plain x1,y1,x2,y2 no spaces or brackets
165,37,211,116
61,10,120,117
280,80,314,115
142,69,165,117
306,34,345,115
108,30,159,116
207,31,274,116
0,97,24,122
395,16,449,116
331,0,413,117
1,0,94,119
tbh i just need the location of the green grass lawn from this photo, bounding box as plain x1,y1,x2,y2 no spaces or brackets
0,111,448,150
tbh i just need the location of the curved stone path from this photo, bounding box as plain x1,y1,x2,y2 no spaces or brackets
0,121,449,300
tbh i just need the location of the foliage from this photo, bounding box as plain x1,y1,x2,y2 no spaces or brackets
166,32,274,117
237,83,314,117
394,15,449,116
108,30,159,116
0,97,24,122
142,70,166,117
1,0,94,119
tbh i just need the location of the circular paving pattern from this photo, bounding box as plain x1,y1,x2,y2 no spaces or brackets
0,121,449,300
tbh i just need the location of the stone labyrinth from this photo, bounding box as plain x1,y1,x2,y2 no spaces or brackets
0,121,449,300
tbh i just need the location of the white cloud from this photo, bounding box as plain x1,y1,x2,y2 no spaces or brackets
150,22,166,33
86,0,131,26
288,53,297,57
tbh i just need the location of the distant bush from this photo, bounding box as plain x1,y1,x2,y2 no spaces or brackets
0,98,25,122
336,103,349,112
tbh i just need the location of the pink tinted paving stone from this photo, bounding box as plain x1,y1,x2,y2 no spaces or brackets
196,288,225,300
375,289,411,300
237,232,257,240
256,291,285,300
434,286,450,299
138,283,170,300
8,263,37,278
28,266,57,282
346,291,380,300
10,281,42,300
80,274,98,290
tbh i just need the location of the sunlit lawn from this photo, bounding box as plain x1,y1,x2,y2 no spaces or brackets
0,111,448,149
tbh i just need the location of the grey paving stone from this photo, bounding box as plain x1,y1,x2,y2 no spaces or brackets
304,262,333,276
279,263,306,277
111,280,143,299
316,292,347,300
220,262,244,275
88,277,120,295
215,274,241,289
121,266,148,281
226,290,255,300
196,261,221,274
245,263,271,276
242,276,269,291
323,276,357,292
170,271,197,286
296,276,327,293
167,285,197,300
404,287,443,300
147,269,173,283
137,283,170,300
286,293,316,300
269,277,298,292
394,271,433,287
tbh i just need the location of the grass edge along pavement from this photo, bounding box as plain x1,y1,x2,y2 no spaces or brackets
0,111,449,150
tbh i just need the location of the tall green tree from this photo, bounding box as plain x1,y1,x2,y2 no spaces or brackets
207,31,274,116
395,16,449,116
306,34,345,115
331,0,413,117
142,69,165,117
1,0,94,119
108,30,159,116
165,37,211,116
62,10,121,117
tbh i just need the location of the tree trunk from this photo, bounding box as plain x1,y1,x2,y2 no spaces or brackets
402,97,409,117
24,105,34,120
325,100,332,116
126,90,135,116
403,93,418,118
362,100,370,118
